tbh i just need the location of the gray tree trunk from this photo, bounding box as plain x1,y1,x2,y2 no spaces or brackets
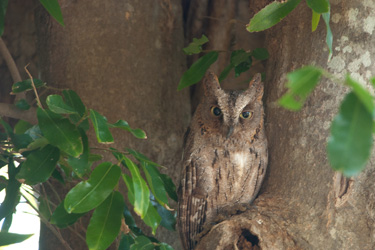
194,1,375,249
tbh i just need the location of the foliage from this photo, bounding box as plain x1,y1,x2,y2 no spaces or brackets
0,79,177,249
178,0,374,176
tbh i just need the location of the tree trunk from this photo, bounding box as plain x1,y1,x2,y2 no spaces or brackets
193,1,375,249
35,0,189,249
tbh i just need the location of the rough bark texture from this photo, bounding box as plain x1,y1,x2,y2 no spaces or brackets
35,0,189,249
194,0,375,249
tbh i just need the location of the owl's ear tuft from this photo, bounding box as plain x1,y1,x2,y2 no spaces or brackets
204,72,221,96
248,73,264,101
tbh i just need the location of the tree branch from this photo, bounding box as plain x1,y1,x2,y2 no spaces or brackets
0,102,37,124
0,37,25,101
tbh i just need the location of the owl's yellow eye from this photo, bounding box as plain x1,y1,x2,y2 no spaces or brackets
240,111,253,119
211,106,222,117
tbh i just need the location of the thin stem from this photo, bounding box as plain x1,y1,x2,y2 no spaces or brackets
24,64,43,109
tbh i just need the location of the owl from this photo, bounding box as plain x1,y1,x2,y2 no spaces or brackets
178,72,268,250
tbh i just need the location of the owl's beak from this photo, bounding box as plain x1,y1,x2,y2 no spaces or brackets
226,126,234,138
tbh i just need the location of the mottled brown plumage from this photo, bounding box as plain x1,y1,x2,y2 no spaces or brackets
178,72,268,250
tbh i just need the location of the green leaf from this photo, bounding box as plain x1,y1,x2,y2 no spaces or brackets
0,119,32,149
126,148,161,167
119,234,135,250
159,243,174,250
142,163,169,206
231,50,250,66
183,34,209,55
89,109,114,144
1,213,13,232
306,0,329,14
0,232,33,246
86,191,125,250
39,0,64,26
327,92,373,176
311,10,321,32
322,10,333,61
68,129,92,177
278,66,323,110
16,145,60,185
123,173,135,205
218,64,234,82
23,137,49,152
247,0,301,32
64,162,121,213
159,173,177,202
0,0,8,36
15,99,30,110
110,120,147,139
50,201,86,228
37,108,83,157
234,58,252,77
14,120,33,134
0,159,21,221
63,90,89,131
25,125,42,140
143,203,161,235
123,203,137,229
251,48,269,60
345,76,374,114
46,95,78,114
178,51,219,90
123,157,150,219
153,200,176,231
11,79,45,93
130,236,154,250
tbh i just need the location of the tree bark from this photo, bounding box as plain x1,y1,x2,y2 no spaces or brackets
194,0,375,249
35,0,189,249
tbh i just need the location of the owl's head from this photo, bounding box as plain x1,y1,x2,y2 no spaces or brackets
198,72,264,139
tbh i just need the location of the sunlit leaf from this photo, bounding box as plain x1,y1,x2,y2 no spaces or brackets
50,201,86,228
86,191,125,250
278,66,323,110
123,157,150,219
306,0,329,14
89,109,114,143
122,173,135,205
247,0,301,32
0,232,33,246
37,108,83,157
311,10,321,32
64,162,121,213
11,79,45,94
39,0,64,26
16,145,60,185
327,92,373,176
183,34,209,55
178,51,219,90
46,95,77,114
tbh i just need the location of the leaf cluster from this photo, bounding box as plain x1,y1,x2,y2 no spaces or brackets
0,80,176,249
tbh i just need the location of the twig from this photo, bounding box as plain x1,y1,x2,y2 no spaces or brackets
24,64,43,109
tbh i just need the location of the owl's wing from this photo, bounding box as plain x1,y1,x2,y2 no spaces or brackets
178,158,207,250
